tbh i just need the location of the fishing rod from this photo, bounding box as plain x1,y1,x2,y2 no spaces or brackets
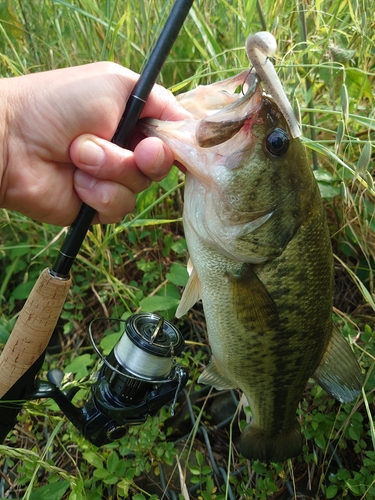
0,0,193,445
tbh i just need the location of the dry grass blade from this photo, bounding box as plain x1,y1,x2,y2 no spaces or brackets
176,455,190,500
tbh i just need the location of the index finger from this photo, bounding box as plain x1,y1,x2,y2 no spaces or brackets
141,83,193,122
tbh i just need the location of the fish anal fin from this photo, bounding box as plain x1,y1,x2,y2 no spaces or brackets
240,419,302,462
198,357,235,390
175,259,202,319
312,324,362,403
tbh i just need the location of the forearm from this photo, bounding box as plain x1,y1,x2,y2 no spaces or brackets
0,77,11,207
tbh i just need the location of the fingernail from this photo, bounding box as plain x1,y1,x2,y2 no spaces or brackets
79,139,105,167
75,170,97,190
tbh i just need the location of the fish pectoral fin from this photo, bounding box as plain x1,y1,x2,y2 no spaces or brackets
228,264,279,332
312,324,362,403
238,211,274,238
175,259,202,318
198,357,236,390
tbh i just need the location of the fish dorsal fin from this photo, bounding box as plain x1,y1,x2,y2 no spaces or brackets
175,259,202,318
312,324,362,403
198,357,236,390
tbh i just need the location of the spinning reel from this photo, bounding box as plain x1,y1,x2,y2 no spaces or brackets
28,313,188,446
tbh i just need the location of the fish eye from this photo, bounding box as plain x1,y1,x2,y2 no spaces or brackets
265,128,290,157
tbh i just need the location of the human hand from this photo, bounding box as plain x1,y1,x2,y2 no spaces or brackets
0,62,188,225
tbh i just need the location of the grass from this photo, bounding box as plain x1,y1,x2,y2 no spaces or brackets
0,0,375,498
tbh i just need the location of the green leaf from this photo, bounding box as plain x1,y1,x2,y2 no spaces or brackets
171,239,187,254
126,218,181,227
117,479,131,498
311,420,319,431
348,425,361,441
335,119,345,152
11,280,34,300
159,166,179,192
65,354,94,379
166,263,189,286
340,83,349,124
10,246,30,258
356,142,372,174
99,332,122,355
106,451,119,474
346,479,361,495
196,450,204,466
29,481,70,500
139,295,180,312
314,170,334,182
200,492,214,500
346,68,373,101
114,460,126,477
201,466,212,475
314,434,326,450
326,485,338,499
190,476,201,484
93,468,109,479
251,461,268,474
103,474,119,485
135,183,159,213
68,487,86,500
189,465,201,475
0,1,24,39
317,182,340,199
0,324,10,344
125,467,136,480
83,451,103,469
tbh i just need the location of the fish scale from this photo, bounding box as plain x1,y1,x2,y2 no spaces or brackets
141,53,362,462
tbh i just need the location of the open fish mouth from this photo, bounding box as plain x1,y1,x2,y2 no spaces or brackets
193,70,263,148
140,70,264,177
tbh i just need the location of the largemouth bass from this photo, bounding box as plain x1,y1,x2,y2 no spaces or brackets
141,35,362,462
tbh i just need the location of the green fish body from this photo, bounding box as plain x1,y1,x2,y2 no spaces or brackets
141,70,362,462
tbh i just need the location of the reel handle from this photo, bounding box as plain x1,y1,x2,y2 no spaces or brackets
0,268,71,398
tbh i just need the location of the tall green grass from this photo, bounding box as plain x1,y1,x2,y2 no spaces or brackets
0,0,374,499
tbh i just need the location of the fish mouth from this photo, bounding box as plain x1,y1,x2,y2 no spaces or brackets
194,69,263,148
139,70,263,177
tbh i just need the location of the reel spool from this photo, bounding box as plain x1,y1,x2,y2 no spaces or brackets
96,314,185,404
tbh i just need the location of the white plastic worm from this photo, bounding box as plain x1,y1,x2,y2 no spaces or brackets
246,32,301,138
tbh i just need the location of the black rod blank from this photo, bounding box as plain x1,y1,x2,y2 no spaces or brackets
52,0,194,277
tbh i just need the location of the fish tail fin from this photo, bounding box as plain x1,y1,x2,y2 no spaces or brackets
240,420,302,462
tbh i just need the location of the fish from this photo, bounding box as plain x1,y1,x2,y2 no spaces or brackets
140,44,362,462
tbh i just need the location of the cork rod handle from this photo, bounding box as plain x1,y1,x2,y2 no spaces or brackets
0,268,71,398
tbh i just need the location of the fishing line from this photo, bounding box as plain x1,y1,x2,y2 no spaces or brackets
88,316,183,384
